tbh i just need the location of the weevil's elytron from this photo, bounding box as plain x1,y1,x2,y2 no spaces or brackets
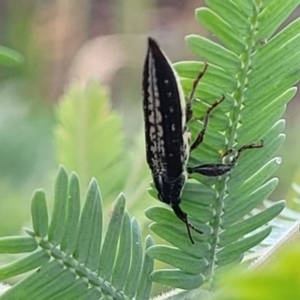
142,37,263,244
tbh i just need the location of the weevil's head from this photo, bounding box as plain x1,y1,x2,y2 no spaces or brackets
154,173,186,206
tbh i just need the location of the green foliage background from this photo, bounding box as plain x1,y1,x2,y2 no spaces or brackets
0,0,300,299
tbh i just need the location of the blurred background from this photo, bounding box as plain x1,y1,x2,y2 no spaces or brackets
0,0,299,253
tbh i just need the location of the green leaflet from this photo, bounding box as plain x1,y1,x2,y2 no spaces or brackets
196,8,247,54
98,193,125,279
250,36,300,84
48,166,69,246
147,245,207,274
124,219,143,297
0,250,49,281
146,205,213,232
0,45,23,66
222,179,278,228
219,201,285,246
225,157,282,207
61,173,81,255
217,227,272,265
76,179,102,270
31,190,48,238
206,0,251,36
256,0,300,42
151,269,204,290
252,18,300,66
111,211,132,291
136,236,154,300
186,35,241,73
233,0,257,16
0,237,37,254
229,128,285,183
174,61,238,92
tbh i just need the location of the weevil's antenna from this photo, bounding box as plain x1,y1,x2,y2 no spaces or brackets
184,220,194,244
172,205,203,244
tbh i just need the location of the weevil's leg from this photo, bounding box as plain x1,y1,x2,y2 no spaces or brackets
186,63,209,122
172,205,203,244
223,140,264,166
188,141,264,176
185,63,224,151
190,95,225,151
187,163,232,177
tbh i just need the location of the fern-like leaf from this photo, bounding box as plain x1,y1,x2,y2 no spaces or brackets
54,82,128,204
145,0,300,291
54,82,154,234
0,166,154,300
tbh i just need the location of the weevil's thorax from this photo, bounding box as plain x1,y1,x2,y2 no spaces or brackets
154,172,187,206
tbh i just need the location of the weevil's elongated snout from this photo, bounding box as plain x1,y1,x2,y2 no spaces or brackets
172,204,203,244
153,173,185,207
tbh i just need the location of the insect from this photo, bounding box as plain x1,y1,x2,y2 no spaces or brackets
142,37,263,244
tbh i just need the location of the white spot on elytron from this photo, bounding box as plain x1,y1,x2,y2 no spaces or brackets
169,106,174,113
147,53,160,113
148,110,162,124
150,145,155,153
155,95,161,108
148,101,153,111
156,111,162,123
148,111,155,123
157,125,163,137
149,125,166,166
171,124,176,131
149,126,156,139
169,153,174,158
167,92,172,97
164,79,169,84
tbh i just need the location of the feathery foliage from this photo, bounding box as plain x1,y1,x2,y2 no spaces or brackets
55,82,128,203
1,1,300,299
54,82,154,229
145,0,300,290
0,166,154,300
